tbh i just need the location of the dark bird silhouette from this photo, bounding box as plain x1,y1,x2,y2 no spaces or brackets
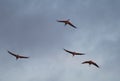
8,50,29,60
82,60,99,68
57,19,77,29
63,49,85,56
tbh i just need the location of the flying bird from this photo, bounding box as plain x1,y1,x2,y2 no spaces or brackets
82,60,99,68
8,50,29,60
57,19,77,29
63,49,85,56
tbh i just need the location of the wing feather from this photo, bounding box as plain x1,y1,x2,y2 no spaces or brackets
57,20,66,23
92,62,99,68
8,51,17,57
19,56,29,58
82,61,89,64
75,53,85,55
68,22,77,28
63,49,74,54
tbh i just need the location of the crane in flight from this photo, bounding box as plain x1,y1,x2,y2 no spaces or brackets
63,49,85,57
57,19,77,29
8,50,29,60
82,60,99,68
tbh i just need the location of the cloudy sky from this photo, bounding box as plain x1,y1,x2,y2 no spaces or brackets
0,0,120,81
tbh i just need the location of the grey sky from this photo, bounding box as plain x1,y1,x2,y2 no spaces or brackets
0,0,120,81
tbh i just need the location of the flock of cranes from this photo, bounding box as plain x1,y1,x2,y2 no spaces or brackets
7,19,99,68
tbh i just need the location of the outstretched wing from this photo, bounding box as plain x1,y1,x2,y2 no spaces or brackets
82,61,89,64
68,22,77,28
63,49,74,54
19,55,29,58
92,62,99,68
8,51,17,57
57,20,66,23
75,52,85,55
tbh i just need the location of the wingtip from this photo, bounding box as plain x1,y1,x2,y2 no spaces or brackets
7,50,13,54
97,65,100,68
74,26,77,28
63,48,66,50
78,53,85,55
73,26,77,29
7,50,10,53
82,53,85,55
56,19,60,22
81,62,84,64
